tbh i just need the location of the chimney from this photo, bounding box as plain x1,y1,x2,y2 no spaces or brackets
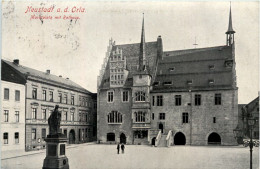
13,59,19,65
59,75,62,78
157,35,163,59
46,70,50,74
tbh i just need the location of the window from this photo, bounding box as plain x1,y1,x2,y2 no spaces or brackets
152,113,154,120
58,93,62,103
64,94,67,104
152,96,155,106
49,91,53,102
15,132,19,144
32,108,37,119
42,109,47,120
42,90,46,101
4,110,9,122
4,88,9,100
3,133,8,144
32,88,37,99
32,129,36,140
122,91,129,102
64,111,68,121
135,111,146,122
15,90,20,101
135,91,146,102
107,111,122,123
157,96,163,106
175,95,181,106
153,82,159,86
79,112,82,122
169,67,175,71
215,94,221,105
213,117,216,123
163,81,172,85
108,91,113,102
42,128,46,139
195,94,201,106
70,112,74,121
85,113,88,122
15,111,19,122
182,113,189,123
159,113,165,120
107,133,115,141
64,129,67,137
71,96,74,105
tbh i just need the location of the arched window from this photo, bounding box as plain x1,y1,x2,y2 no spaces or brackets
135,91,146,102
107,111,122,123
135,111,146,122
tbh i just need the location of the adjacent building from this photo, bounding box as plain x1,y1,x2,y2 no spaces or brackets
2,59,97,151
97,8,238,146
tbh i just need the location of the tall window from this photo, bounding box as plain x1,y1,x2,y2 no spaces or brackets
64,111,68,121
15,111,19,122
32,129,36,140
32,88,37,99
3,133,8,144
49,91,53,102
159,113,165,120
122,91,129,102
32,108,37,119
182,113,189,123
58,93,62,103
15,132,19,144
152,113,154,120
70,112,74,121
85,128,88,138
157,96,163,106
213,117,216,123
42,90,46,101
64,94,68,104
152,96,155,106
71,96,74,105
42,128,46,139
85,113,88,122
135,111,146,122
195,94,201,106
215,94,221,105
4,110,9,122
107,111,122,123
135,91,145,102
108,92,113,102
4,88,9,100
79,112,82,122
15,90,20,101
175,95,181,106
42,109,47,120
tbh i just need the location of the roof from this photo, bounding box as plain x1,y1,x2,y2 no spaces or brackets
99,41,158,89
152,45,236,92
2,59,91,94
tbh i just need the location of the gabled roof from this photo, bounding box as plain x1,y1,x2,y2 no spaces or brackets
3,59,91,94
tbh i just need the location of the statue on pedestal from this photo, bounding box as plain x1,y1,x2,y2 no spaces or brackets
48,105,61,135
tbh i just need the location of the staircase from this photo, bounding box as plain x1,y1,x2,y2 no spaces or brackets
157,134,167,147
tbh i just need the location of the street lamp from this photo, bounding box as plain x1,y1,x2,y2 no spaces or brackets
248,116,256,169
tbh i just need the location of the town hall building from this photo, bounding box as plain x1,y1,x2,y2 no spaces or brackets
97,7,238,146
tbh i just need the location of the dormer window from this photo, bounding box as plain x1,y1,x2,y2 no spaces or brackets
187,80,193,85
169,67,175,71
209,65,215,70
163,81,172,85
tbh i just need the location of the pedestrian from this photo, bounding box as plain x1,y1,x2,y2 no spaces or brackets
117,143,120,154
121,143,125,154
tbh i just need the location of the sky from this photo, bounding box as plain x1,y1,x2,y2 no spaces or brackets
2,1,259,104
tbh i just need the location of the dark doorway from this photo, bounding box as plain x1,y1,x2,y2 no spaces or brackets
159,123,164,133
120,133,126,144
69,130,75,144
208,132,221,145
174,132,186,145
107,133,115,141
152,137,156,146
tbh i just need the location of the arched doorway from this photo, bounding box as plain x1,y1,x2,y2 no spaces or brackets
120,133,126,144
208,132,221,145
159,123,164,133
174,132,186,145
151,137,156,146
107,133,115,141
69,130,75,144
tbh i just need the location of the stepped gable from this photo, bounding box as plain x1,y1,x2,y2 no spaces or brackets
3,59,91,94
99,41,158,89
152,45,235,92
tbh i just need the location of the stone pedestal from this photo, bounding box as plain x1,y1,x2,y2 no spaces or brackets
42,133,69,169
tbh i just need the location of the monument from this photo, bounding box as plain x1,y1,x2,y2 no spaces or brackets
42,105,69,169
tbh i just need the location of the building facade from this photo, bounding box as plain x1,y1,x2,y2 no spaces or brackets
2,59,97,151
97,8,238,146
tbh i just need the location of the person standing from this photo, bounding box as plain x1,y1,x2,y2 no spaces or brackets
121,143,125,154
117,143,120,154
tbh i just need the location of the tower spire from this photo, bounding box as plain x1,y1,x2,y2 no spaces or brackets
226,3,235,46
139,13,146,71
